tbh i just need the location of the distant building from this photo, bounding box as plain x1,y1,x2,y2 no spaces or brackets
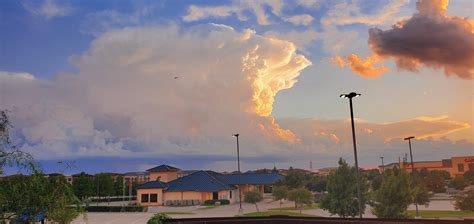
136,164,284,206
384,156,474,177
316,167,337,176
124,172,150,185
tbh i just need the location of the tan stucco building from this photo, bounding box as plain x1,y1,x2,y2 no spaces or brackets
401,156,474,177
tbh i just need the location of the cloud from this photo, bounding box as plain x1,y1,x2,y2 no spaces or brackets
321,0,409,26
332,54,389,78
0,24,311,160
368,0,474,79
264,29,318,53
182,0,283,25
296,0,321,8
22,0,71,19
285,14,314,26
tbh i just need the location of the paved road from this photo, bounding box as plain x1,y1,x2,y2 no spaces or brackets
72,199,456,224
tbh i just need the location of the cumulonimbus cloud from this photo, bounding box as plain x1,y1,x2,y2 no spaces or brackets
0,24,310,159
335,0,474,79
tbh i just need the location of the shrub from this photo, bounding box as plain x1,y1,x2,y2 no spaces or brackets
85,206,146,212
449,176,469,190
203,199,230,205
454,190,474,211
147,213,170,224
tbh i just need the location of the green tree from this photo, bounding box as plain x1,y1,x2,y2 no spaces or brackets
73,172,94,200
320,158,368,218
46,176,82,224
115,176,125,196
0,110,36,175
424,170,448,193
272,186,288,211
288,188,313,214
464,171,474,184
372,169,412,218
449,176,468,190
454,190,474,211
95,173,115,199
244,191,263,212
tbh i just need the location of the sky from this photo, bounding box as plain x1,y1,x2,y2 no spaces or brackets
0,0,473,174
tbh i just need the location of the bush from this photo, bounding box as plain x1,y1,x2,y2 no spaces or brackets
85,206,146,212
454,190,474,211
449,176,469,190
203,199,230,205
147,213,170,224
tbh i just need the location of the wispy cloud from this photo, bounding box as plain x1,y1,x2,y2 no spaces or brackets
22,0,71,19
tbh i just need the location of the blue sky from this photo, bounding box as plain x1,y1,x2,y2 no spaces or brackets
1,0,472,174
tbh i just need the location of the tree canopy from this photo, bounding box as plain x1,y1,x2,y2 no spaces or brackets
372,169,412,218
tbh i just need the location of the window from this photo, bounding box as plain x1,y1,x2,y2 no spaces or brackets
230,191,232,199
468,163,474,171
212,192,219,200
150,194,158,202
141,194,149,203
458,164,464,172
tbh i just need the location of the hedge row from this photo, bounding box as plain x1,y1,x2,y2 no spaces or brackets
86,206,146,212
203,199,230,205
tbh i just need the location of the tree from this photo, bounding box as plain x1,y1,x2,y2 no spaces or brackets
454,190,474,211
244,191,263,212
147,213,170,224
424,170,448,193
73,172,94,200
288,188,313,214
372,169,412,218
449,176,469,190
46,176,82,224
320,158,368,218
0,110,36,175
464,171,474,184
410,174,430,207
94,173,114,199
272,186,288,211
0,174,82,223
115,176,125,196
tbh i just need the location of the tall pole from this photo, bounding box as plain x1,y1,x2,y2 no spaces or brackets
404,136,418,218
233,134,243,214
380,156,384,172
340,92,363,218
349,98,363,218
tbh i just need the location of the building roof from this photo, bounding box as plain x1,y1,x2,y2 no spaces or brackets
166,171,234,192
137,180,168,189
146,164,180,172
218,173,284,185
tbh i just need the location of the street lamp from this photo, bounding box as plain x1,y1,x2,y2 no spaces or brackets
340,92,363,218
380,156,384,172
404,136,419,218
233,133,243,214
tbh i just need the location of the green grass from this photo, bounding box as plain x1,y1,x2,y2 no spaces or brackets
239,211,319,217
407,210,474,218
268,204,320,211
159,212,194,215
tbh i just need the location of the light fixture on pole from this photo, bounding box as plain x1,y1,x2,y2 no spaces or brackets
404,136,419,218
340,92,363,218
233,133,243,214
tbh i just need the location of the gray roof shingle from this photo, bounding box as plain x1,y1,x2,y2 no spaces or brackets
146,164,180,172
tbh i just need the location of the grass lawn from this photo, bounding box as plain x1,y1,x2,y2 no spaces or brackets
239,211,319,217
407,210,474,218
268,204,320,211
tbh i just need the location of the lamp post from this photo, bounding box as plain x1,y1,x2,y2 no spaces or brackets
404,136,418,218
340,92,363,218
380,156,384,172
233,133,243,214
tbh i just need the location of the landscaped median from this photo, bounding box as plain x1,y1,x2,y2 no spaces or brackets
268,204,320,211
